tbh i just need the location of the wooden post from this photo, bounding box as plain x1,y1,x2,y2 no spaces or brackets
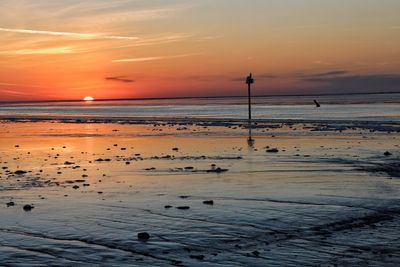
246,73,254,146
246,73,254,124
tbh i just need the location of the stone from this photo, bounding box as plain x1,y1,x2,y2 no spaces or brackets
384,151,392,156
23,204,34,211
203,200,214,205
137,232,150,240
176,206,190,210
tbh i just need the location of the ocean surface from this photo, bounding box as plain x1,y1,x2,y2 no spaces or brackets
1,93,399,122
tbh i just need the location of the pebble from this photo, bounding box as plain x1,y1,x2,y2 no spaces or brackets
23,204,34,211
207,167,228,173
176,206,190,210
137,232,150,240
203,200,214,205
384,151,392,156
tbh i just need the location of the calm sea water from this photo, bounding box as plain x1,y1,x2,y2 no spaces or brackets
1,93,399,122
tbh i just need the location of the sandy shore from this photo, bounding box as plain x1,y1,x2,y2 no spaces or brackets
0,120,399,266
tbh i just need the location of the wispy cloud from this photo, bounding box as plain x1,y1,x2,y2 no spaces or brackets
301,74,400,93
0,46,75,55
74,8,178,25
301,70,348,78
105,76,134,83
0,27,139,40
0,82,52,89
112,53,200,63
0,82,18,86
0,89,33,96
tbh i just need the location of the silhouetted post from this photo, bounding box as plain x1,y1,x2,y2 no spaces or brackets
246,73,254,123
246,73,254,146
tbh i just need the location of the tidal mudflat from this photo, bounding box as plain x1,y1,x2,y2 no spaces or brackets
0,120,399,266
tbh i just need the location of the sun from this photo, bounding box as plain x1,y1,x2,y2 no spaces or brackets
83,96,94,101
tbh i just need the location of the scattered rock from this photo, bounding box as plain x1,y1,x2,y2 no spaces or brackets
207,167,228,173
137,232,150,241
23,204,34,211
266,148,279,153
384,151,392,156
203,200,214,205
14,170,27,175
72,185,80,189
6,201,15,207
164,205,173,209
176,206,190,210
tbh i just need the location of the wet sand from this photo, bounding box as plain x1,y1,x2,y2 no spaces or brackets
0,120,400,266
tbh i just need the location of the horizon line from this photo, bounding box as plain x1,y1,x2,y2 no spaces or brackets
0,91,399,105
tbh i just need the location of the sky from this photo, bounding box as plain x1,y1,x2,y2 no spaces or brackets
0,0,399,101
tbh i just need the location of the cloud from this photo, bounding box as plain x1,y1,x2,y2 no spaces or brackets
302,74,400,93
105,76,134,83
302,70,348,78
114,33,194,48
112,53,200,63
74,8,178,25
0,46,75,55
113,56,163,63
0,27,139,40
0,89,34,96
231,73,279,81
0,82,18,86
0,82,52,89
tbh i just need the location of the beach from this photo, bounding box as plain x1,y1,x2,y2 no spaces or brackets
1,0,400,265
1,112,399,266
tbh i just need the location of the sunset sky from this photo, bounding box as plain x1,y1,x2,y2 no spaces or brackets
0,0,399,101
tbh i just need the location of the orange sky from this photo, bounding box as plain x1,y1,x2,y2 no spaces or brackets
0,0,400,101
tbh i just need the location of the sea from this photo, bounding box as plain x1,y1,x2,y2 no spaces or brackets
0,93,399,122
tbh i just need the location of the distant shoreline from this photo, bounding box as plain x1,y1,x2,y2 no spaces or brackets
1,91,399,105
1,115,399,126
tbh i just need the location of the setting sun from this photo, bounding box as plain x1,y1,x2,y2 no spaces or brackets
83,96,94,101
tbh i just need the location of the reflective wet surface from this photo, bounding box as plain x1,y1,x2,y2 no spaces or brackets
0,121,399,266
